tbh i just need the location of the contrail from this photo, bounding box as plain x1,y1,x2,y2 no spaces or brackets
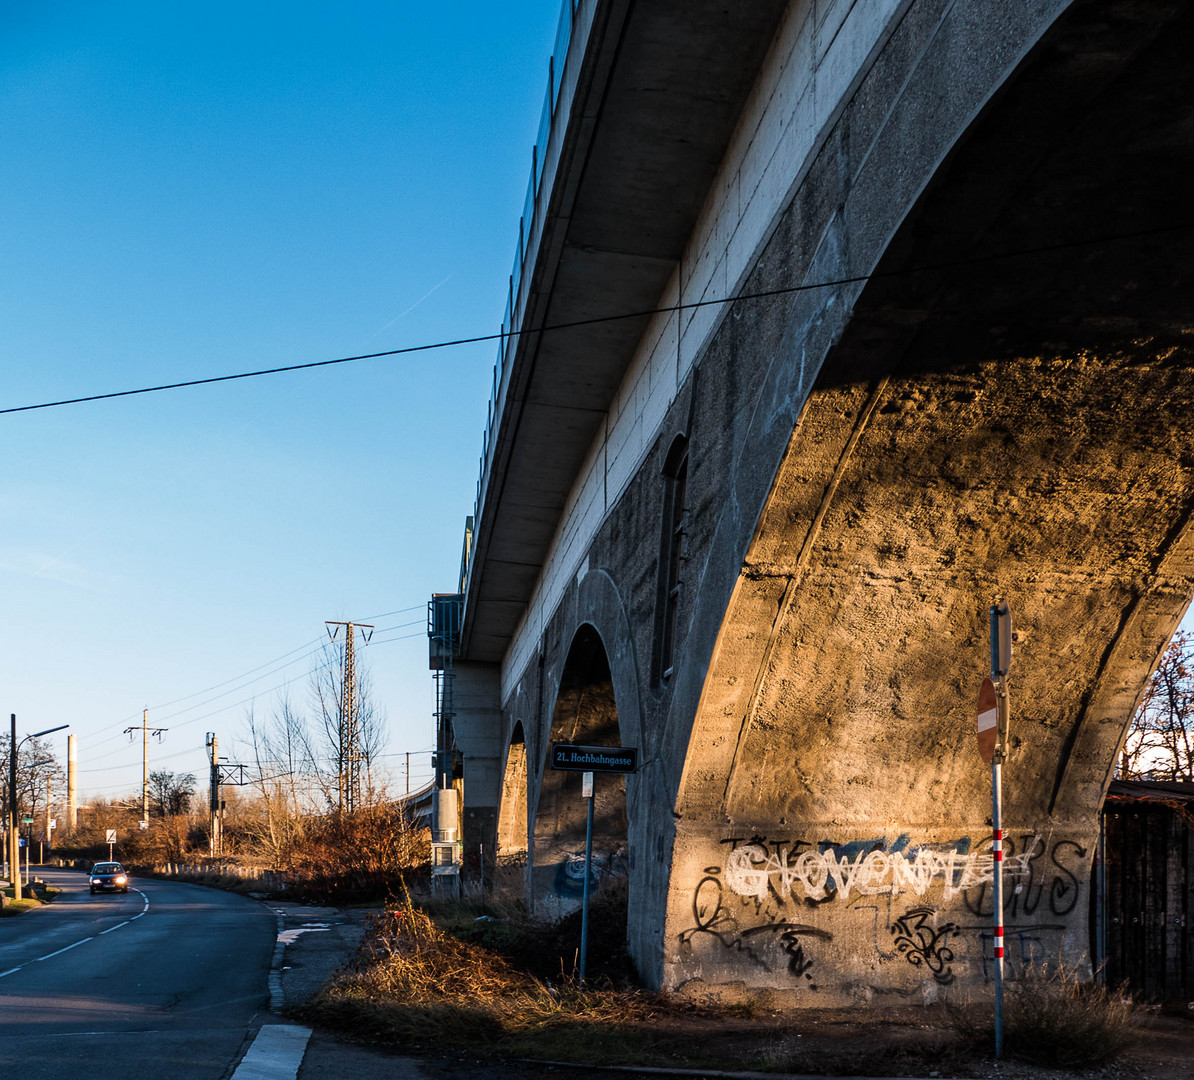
364,273,453,343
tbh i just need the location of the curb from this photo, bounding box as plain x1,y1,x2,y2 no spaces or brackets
267,906,286,1011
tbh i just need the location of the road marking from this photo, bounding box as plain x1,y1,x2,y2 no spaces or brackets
0,885,150,979
36,937,93,961
231,1024,312,1080
276,925,331,945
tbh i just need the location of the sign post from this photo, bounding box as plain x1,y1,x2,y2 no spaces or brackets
980,599,1012,1059
106,828,117,860
552,744,638,984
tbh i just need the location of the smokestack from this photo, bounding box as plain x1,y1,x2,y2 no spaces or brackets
67,734,77,831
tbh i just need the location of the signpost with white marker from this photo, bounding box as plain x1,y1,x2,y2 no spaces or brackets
551,743,638,984
979,599,1012,1058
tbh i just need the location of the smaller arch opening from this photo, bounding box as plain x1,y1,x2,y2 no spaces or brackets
496,721,529,895
533,626,629,919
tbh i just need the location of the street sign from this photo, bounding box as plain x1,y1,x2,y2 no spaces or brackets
106,829,117,844
991,600,1012,676
20,817,33,824
49,818,56,830
551,744,638,773
977,676,998,764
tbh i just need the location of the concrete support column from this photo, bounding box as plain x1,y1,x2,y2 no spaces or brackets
449,661,503,894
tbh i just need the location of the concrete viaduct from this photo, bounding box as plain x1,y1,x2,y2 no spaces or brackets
432,0,1194,1003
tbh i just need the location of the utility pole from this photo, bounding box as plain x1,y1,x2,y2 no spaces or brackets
124,709,166,826
325,621,373,813
207,733,220,857
8,715,17,896
7,717,68,901
43,773,51,862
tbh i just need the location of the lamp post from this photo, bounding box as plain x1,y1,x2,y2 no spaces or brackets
8,717,68,902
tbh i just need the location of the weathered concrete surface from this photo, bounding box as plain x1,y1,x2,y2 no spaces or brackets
660,0,1194,1000
454,0,1194,1002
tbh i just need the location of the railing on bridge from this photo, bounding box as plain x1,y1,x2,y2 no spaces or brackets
469,0,587,593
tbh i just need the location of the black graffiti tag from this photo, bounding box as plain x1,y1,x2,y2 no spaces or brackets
890,906,957,985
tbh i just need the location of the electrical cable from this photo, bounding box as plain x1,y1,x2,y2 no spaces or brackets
5,221,1192,418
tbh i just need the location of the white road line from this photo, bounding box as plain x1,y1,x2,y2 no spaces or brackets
231,1024,312,1080
0,887,150,979
35,937,93,961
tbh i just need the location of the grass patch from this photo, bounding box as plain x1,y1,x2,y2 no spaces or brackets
0,897,44,916
297,886,674,1064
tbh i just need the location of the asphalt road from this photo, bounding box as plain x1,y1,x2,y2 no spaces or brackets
0,866,275,1078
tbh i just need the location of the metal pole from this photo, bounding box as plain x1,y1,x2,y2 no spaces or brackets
210,735,220,857
9,714,19,902
1096,811,1107,983
992,752,1004,1059
989,600,1009,1060
142,709,149,824
579,771,595,985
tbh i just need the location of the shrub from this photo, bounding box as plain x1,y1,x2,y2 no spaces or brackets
1005,964,1137,1067
947,963,1137,1067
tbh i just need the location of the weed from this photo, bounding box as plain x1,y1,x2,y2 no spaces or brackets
945,963,1138,1067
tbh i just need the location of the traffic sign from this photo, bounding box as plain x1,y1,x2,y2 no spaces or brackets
977,676,998,764
991,600,1012,676
551,744,637,773
20,816,33,825
106,829,117,844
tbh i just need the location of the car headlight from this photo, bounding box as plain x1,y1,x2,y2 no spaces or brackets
91,878,101,884
115,876,127,884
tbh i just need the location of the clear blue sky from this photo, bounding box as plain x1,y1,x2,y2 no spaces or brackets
2,0,559,803
5,2,1193,812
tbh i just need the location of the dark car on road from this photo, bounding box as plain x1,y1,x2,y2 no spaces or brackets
89,862,129,894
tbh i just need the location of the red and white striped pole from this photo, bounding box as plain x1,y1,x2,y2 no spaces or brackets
989,600,1012,1059
991,752,1005,1057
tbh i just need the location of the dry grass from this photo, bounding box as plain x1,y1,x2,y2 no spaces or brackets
946,963,1139,1067
300,884,667,1061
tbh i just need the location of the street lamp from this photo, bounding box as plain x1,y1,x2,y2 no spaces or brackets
8,716,68,902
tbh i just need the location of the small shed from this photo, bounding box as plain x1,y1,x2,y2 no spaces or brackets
1098,779,1194,1001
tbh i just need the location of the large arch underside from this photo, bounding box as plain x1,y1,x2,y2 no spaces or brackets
667,0,1194,999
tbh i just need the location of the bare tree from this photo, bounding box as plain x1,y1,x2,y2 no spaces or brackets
148,770,196,817
0,735,64,830
1122,632,1194,782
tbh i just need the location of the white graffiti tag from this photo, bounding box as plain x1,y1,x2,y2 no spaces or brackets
723,839,1033,903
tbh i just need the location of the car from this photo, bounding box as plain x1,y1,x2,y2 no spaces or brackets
89,862,129,894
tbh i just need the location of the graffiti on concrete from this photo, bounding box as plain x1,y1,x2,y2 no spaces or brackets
958,921,1068,981
679,833,1089,986
721,834,983,903
719,834,1087,910
552,846,627,896
679,868,832,981
961,835,1087,918
890,906,958,984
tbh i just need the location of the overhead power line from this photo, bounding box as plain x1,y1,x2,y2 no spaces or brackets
4,221,1191,417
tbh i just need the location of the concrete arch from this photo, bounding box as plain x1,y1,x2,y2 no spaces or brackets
662,0,1194,997
532,622,630,918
